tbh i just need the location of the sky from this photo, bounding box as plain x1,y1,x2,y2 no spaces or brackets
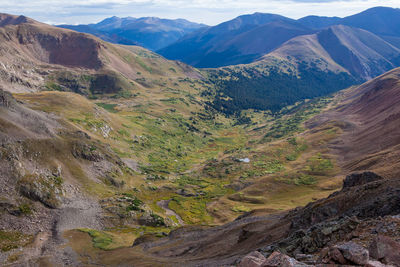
0,0,400,25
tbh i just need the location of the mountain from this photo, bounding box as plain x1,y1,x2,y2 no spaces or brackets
158,13,314,67
270,25,400,80
205,24,400,115
298,7,400,48
58,16,206,51
0,12,230,265
160,7,400,69
0,13,205,94
297,15,341,29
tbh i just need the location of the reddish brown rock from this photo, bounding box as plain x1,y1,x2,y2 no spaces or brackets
336,242,369,265
369,235,400,266
328,247,348,264
238,251,267,267
263,251,310,267
365,260,390,267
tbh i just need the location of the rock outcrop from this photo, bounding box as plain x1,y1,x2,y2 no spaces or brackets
369,236,400,265
343,172,384,189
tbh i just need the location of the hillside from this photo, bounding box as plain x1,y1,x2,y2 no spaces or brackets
0,13,250,265
309,67,400,179
158,13,312,67
56,59,400,267
58,16,206,51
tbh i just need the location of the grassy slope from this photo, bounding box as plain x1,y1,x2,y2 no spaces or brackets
0,17,355,261
14,53,347,258
60,91,351,265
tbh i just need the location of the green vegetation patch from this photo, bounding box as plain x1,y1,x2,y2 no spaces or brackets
305,153,334,175
79,229,113,250
96,103,118,113
232,205,252,213
263,97,333,141
18,173,63,209
0,230,33,252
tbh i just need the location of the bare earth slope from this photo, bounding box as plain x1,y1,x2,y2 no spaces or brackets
308,67,400,178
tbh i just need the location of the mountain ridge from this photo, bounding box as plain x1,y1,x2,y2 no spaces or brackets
58,16,207,51
159,6,400,73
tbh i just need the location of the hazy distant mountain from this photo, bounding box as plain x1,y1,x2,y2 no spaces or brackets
298,7,400,48
160,7,400,68
58,16,207,51
158,13,314,67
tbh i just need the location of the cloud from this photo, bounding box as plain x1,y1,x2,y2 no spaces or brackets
0,0,399,25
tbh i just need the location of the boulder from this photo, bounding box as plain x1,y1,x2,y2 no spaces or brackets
319,242,369,265
369,235,400,266
343,172,383,189
238,251,267,267
365,260,390,267
263,251,310,267
0,88,16,108
328,247,347,264
335,242,369,265
295,254,315,264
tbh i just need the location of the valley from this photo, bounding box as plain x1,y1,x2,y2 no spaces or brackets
0,7,400,267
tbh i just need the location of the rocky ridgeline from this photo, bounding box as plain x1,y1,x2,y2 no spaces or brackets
239,235,400,266
237,172,400,267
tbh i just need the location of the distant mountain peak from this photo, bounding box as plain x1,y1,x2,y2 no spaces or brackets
0,13,35,27
58,16,207,51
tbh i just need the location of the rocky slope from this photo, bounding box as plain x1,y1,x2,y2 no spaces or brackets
0,13,216,265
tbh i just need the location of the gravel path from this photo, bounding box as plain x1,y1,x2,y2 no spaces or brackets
157,199,185,226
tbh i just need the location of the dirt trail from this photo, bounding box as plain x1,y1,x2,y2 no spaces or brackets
157,200,185,226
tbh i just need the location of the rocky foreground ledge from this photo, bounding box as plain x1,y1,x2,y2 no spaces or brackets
237,172,400,267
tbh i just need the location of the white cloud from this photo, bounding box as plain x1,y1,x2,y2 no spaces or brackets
0,0,399,25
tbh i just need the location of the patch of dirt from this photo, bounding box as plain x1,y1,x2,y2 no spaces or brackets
157,200,185,226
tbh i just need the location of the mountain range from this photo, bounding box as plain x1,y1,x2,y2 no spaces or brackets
160,6,400,71
58,16,206,51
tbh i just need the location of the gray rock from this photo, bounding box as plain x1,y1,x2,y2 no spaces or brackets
263,252,311,267
336,242,369,265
